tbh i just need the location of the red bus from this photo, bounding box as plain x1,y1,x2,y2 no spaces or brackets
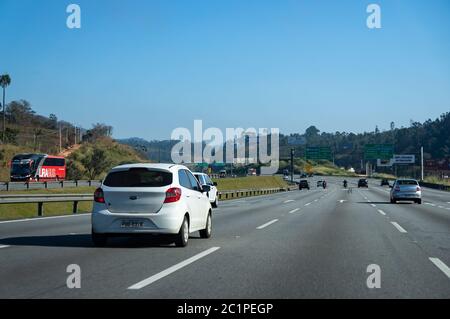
10,154,66,182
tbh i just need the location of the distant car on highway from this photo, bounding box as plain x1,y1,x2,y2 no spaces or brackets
299,179,310,190
193,172,219,208
317,180,323,187
358,179,368,188
219,170,227,178
300,173,308,178
390,179,422,204
380,179,390,186
91,163,212,247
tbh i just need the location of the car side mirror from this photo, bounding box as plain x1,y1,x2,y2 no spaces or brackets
389,185,393,188
202,185,211,193
213,182,217,186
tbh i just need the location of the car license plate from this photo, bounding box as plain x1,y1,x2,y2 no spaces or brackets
121,220,144,228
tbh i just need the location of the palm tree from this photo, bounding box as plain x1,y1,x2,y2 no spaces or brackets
0,74,11,143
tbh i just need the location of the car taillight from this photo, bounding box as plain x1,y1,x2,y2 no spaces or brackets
164,187,182,203
417,186,421,191
94,188,105,203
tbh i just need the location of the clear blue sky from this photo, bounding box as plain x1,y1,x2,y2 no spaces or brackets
1,0,449,140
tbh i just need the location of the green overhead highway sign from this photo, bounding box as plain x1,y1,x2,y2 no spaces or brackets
305,146,333,160
364,144,394,160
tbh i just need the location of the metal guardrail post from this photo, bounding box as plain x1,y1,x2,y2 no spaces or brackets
88,180,92,187
37,202,43,216
60,181,64,188
26,182,29,190
44,181,48,189
73,201,78,214
5,182,8,191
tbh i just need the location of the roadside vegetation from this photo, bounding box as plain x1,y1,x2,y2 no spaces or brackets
212,175,288,191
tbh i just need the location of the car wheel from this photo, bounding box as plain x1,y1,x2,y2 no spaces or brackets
199,213,212,239
92,230,108,247
417,199,422,204
212,197,218,208
175,216,189,247
390,198,396,204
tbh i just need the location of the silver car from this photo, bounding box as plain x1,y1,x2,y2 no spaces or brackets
390,179,422,204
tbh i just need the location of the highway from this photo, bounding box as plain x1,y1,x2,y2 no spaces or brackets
0,176,449,298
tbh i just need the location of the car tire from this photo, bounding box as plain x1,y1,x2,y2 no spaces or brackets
92,230,108,247
174,216,189,247
417,199,422,204
199,212,212,239
212,197,218,208
390,198,396,204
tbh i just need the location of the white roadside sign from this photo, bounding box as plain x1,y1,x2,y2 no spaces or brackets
393,154,415,164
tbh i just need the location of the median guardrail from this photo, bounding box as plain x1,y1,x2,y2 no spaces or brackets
0,194,93,216
218,185,297,200
419,181,450,192
0,185,298,218
0,180,102,192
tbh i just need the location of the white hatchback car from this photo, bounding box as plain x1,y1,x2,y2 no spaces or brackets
192,172,219,208
91,163,212,247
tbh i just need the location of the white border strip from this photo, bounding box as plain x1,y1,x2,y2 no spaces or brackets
256,219,279,230
429,258,450,279
128,247,221,290
391,221,407,233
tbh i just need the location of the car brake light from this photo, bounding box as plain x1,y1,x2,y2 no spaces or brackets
94,188,105,203
164,187,182,203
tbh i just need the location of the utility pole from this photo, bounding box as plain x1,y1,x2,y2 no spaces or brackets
59,124,62,153
421,146,424,181
74,126,77,145
292,152,295,182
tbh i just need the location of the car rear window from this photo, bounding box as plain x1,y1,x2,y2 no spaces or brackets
396,180,418,185
103,168,172,187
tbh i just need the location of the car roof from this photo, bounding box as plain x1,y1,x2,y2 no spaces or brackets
109,163,186,171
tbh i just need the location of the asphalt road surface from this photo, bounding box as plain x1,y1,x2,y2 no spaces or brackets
0,177,449,298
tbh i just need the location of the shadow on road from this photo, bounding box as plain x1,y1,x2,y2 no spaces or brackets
0,234,190,248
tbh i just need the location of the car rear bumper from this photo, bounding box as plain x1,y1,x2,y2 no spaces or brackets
91,203,185,235
392,191,421,200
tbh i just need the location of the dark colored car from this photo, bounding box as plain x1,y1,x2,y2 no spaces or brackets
299,180,310,190
358,179,368,188
380,179,390,186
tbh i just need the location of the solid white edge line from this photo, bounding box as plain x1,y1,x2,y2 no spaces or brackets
0,213,90,224
429,258,450,279
288,208,300,214
128,247,221,290
377,209,386,216
283,200,295,203
371,204,376,207
0,245,10,249
304,203,311,206
256,219,279,230
391,221,407,233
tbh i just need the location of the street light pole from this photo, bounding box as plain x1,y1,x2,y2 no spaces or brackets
421,146,424,181
290,148,294,183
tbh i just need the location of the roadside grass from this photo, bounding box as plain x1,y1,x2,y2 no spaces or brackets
372,173,397,180
0,202,92,221
0,186,96,221
212,175,288,191
312,165,357,177
424,176,450,186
